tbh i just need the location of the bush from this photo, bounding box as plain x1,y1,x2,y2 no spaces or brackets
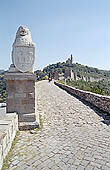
44,75,48,80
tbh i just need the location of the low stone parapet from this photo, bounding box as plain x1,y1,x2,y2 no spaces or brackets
54,82,110,114
0,113,18,170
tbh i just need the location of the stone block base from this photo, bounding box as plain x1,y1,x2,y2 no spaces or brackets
5,72,36,123
18,121,39,130
18,113,37,122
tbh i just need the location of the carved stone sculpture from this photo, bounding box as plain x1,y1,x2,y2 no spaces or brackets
5,26,39,130
10,26,35,73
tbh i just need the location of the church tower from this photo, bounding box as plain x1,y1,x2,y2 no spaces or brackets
70,54,74,64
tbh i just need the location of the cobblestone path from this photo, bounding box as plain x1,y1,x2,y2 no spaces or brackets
7,80,110,170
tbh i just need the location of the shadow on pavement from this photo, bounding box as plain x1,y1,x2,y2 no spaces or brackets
66,90,110,126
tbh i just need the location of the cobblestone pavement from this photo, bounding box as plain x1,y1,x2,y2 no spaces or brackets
6,80,110,170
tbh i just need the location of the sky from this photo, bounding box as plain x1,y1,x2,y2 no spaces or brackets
0,0,110,71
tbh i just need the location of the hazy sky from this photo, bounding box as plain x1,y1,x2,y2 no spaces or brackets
0,0,110,70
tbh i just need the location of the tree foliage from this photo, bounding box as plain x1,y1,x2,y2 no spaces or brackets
59,79,110,96
43,62,110,79
0,74,6,102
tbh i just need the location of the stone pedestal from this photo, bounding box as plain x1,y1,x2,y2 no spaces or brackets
5,72,39,130
5,26,39,130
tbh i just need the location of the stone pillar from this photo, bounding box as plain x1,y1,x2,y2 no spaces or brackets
5,26,39,130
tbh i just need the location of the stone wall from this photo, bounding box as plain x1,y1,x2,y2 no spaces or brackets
0,113,18,170
54,82,110,114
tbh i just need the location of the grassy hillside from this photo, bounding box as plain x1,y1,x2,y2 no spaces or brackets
43,62,110,79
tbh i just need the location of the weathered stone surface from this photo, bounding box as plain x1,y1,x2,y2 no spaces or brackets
5,73,35,118
13,46,35,73
0,113,18,170
12,26,35,73
18,113,36,122
13,26,34,46
4,26,38,131
64,68,75,79
55,82,110,114
15,93,26,98
18,121,39,131
5,81,110,170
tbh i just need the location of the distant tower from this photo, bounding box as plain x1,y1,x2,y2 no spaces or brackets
70,54,74,64
66,54,74,64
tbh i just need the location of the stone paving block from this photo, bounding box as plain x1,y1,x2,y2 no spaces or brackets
106,163,110,167
93,167,101,170
42,167,49,170
84,156,95,162
85,165,94,170
36,162,44,169
24,165,35,170
32,160,42,167
57,162,66,169
67,158,74,164
40,155,49,162
54,158,61,164
74,159,81,166
80,160,89,166
90,161,102,168
43,159,52,166
47,161,56,168
95,159,106,165
76,165,85,170
102,165,110,170
26,158,36,165
68,165,77,170
12,159,19,166
16,164,29,170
